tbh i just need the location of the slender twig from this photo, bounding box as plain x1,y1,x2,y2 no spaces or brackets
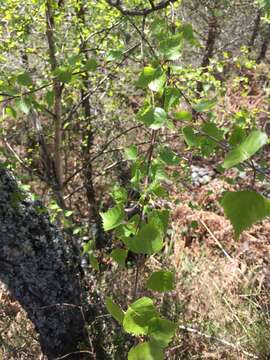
200,219,233,261
128,19,159,60
63,124,143,187
105,0,179,17
0,82,54,104
63,43,140,126
172,84,270,183
169,325,259,359
82,19,123,44
133,129,158,300
3,138,32,172
54,350,94,360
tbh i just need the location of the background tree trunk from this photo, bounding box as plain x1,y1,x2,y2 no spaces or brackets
0,168,91,360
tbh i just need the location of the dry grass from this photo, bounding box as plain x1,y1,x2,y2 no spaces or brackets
166,178,270,359
0,284,42,360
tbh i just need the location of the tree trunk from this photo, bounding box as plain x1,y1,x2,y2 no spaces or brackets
197,16,218,94
46,0,64,194
257,24,270,63
77,1,106,250
248,8,261,52
0,167,91,359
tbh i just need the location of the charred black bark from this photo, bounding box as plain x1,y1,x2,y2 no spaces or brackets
0,168,91,359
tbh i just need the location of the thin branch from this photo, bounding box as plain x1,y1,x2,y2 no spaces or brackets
55,350,94,360
200,219,233,261
0,82,54,104
83,19,123,44
172,85,270,183
133,129,158,300
63,43,140,126
105,0,179,16
128,19,159,60
63,124,143,187
169,325,259,359
3,138,33,173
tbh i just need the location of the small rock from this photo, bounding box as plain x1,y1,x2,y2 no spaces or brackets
200,175,211,184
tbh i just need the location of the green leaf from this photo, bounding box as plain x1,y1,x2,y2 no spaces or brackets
258,0,270,15
17,97,31,114
83,240,95,253
194,98,217,112
151,19,167,37
45,90,54,107
229,126,246,146
67,54,81,66
137,66,166,92
17,72,32,86
84,58,97,71
182,126,200,147
202,122,224,142
123,223,163,255
159,147,180,165
146,271,175,292
221,191,270,238
138,107,167,130
111,185,128,204
164,87,180,111
111,248,128,267
128,342,163,360
137,66,155,88
159,34,182,60
223,130,268,169
106,50,123,61
5,106,17,118
149,75,166,93
130,162,143,188
89,253,99,271
149,183,168,198
124,145,138,161
100,206,124,231
64,210,73,217
54,67,73,83
116,221,137,239
123,297,158,335
151,108,167,130
148,209,169,236
105,297,125,325
179,23,197,45
174,111,192,121
149,317,176,347
151,162,169,182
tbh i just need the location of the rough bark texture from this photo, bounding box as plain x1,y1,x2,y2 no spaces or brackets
46,0,64,193
77,2,106,250
0,168,89,359
248,9,261,52
196,16,218,94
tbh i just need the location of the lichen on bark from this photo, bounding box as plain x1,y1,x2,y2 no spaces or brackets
0,168,89,359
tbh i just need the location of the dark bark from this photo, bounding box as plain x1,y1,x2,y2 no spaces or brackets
257,24,270,63
248,9,261,52
77,1,106,250
0,168,90,359
105,0,178,16
46,0,64,194
197,16,218,94
257,40,269,63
